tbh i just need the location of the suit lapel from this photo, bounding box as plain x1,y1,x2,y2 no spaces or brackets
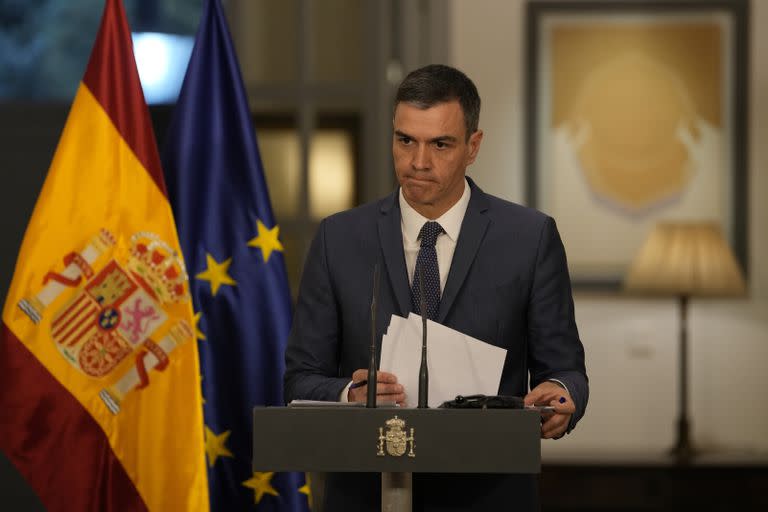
438,179,490,323
378,191,411,316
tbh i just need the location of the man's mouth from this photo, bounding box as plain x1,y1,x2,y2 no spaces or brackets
404,175,433,184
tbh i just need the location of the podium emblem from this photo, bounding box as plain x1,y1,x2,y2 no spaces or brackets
377,415,415,458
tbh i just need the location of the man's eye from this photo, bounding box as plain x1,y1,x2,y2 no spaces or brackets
435,141,447,149
398,136,412,145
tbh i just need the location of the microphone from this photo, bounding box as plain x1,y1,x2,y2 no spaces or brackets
418,262,429,408
367,263,380,408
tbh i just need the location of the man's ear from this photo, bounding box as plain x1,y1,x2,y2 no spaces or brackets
466,129,484,165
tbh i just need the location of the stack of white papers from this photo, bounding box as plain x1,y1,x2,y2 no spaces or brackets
379,313,506,408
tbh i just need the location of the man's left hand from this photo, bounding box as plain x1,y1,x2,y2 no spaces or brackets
524,381,575,439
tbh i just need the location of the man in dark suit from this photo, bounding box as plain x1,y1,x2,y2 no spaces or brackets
284,64,588,511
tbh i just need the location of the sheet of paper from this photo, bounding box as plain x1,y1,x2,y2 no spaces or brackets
379,313,507,408
288,400,365,407
288,400,399,408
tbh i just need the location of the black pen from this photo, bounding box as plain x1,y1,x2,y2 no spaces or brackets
349,380,367,390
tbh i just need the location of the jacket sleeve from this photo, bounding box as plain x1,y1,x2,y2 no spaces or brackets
527,216,589,430
283,220,350,403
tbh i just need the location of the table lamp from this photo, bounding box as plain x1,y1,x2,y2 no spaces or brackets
624,222,746,462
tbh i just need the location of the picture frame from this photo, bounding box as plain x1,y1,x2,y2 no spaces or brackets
524,0,749,289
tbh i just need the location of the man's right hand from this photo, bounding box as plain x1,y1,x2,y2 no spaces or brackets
348,369,406,405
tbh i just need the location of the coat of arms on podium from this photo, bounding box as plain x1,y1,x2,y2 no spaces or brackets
377,415,415,458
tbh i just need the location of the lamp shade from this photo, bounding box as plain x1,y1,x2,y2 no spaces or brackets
624,222,746,297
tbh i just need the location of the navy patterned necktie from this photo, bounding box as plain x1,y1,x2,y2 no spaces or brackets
411,221,444,321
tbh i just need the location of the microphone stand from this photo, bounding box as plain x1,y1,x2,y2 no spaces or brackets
367,263,380,408
418,262,429,408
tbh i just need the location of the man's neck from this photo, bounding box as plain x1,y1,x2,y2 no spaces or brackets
404,200,451,220
402,187,466,220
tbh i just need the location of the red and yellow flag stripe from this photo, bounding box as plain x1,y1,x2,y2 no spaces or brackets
0,1,208,510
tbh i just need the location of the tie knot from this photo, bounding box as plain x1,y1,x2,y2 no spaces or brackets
418,221,443,247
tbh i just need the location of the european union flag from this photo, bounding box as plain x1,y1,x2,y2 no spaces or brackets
161,1,310,510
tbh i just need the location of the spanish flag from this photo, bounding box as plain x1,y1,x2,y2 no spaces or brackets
0,1,209,510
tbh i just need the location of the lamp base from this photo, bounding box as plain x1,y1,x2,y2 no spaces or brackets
669,416,695,463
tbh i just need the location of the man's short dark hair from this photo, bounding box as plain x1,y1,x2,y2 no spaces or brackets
394,64,481,140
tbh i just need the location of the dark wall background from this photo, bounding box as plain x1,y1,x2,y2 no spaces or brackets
0,102,66,510
0,104,67,295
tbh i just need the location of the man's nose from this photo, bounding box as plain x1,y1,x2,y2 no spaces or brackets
412,144,430,170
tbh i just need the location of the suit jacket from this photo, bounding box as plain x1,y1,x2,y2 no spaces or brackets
284,177,588,511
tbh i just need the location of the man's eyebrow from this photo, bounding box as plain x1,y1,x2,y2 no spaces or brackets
429,135,458,144
393,130,458,143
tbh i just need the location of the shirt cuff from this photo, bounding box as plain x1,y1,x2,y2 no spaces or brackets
339,380,353,402
548,378,571,397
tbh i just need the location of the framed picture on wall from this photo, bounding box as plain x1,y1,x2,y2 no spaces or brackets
524,0,749,289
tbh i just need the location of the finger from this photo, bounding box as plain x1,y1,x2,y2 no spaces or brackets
348,386,367,403
525,387,562,406
542,424,565,439
351,369,400,384
351,388,403,405
542,426,566,440
376,382,404,396
523,392,542,405
531,390,562,405
541,414,566,433
525,383,557,405
523,389,544,406
549,397,576,414
378,392,406,404
350,384,405,404
376,371,399,384
541,415,570,439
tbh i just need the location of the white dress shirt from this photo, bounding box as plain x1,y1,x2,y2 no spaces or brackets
399,178,471,293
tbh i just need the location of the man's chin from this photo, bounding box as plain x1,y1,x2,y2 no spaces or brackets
402,185,434,205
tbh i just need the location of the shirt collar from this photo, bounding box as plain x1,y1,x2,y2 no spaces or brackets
399,178,471,244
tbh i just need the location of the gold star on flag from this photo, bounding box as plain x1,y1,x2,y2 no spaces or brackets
248,219,283,262
242,471,279,504
193,311,206,341
195,253,237,296
204,425,233,467
299,472,313,508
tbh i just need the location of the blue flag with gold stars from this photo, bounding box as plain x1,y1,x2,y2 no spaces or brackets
161,1,310,510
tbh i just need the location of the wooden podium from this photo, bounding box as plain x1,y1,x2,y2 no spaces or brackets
253,406,541,511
